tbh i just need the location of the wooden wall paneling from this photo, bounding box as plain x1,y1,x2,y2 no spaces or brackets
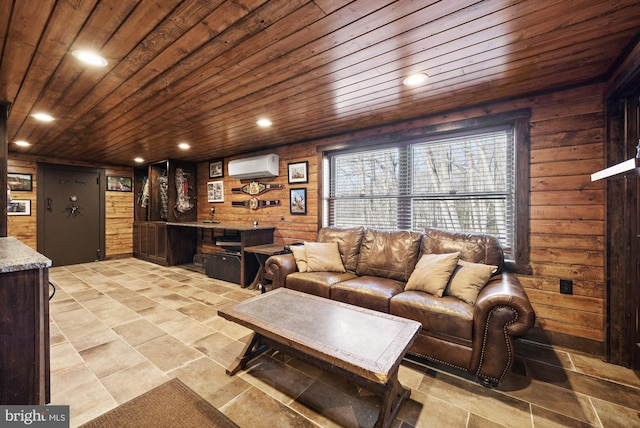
0,1,55,102
6,80,614,355
7,157,37,249
30,0,628,166
50,0,313,161
6,0,99,124
199,83,612,354
105,166,134,258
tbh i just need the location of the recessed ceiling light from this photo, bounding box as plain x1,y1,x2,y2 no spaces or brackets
257,118,272,127
72,50,108,67
134,157,144,163
31,113,55,122
178,143,190,150
15,140,30,147
403,73,429,86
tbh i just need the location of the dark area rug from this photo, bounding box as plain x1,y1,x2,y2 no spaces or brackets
80,378,239,428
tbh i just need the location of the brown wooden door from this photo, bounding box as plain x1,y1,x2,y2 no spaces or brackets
606,97,640,370
37,164,105,266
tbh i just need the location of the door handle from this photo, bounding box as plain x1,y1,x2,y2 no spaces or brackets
47,197,52,211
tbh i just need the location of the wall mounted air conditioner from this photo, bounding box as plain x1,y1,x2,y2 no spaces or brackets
228,153,279,180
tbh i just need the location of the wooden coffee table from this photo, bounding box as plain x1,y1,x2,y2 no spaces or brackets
218,288,421,428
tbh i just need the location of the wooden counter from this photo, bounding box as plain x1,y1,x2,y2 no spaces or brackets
166,222,275,287
0,237,52,404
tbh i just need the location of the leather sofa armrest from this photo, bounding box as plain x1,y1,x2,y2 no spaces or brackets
265,253,297,289
469,273,536,385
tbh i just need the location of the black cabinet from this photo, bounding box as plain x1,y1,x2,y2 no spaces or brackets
205,251,243,284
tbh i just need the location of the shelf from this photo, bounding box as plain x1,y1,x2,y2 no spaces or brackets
591,158,640,181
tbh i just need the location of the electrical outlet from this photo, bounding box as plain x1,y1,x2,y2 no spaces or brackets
560,279,573,295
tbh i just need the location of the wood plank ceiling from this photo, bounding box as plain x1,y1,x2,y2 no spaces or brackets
1,0,640,166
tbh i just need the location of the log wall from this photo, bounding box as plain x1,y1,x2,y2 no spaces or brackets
195,83,607,353
7,82,607,354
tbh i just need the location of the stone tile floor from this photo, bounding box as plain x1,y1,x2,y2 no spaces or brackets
47,258,640,427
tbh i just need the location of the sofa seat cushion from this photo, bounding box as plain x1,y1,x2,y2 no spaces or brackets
330,276,405,313
390,291,473,341
286,271,357,298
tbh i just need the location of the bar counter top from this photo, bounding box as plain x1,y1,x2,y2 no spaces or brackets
166,221,275,231
0,237,52,273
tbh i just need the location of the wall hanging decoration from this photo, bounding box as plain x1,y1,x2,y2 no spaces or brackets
232,198,280,210
209,159,224,178
7,173,32,191
207,181,224,202
158,175,168,220
231,181,283,195
8,199,31,216
290,188,307,215
174,168,193,213
287,161,308,184
106,176,132,192
139,176,149,207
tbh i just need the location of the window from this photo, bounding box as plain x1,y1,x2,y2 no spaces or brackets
322,111,530,266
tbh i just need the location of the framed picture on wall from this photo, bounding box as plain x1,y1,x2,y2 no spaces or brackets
208,181,224,202
209,159,224,178
287,161,308,184
8,199,31,216
290,188,307,215
7,173,32,191
106,176,133,192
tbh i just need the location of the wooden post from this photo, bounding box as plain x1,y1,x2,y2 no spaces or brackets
0,102,10,237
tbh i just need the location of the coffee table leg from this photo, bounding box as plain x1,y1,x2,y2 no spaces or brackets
376,370,411,428
226,333,270,375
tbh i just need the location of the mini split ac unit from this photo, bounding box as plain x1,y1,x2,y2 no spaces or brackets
228,153,279,180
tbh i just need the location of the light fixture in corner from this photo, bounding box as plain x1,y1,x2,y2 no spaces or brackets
403,72,429,87
31,113,55,122
15,140,31,147
257,118,272,128
72,50,108,67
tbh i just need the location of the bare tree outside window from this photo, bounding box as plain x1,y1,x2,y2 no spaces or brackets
328,127,514,254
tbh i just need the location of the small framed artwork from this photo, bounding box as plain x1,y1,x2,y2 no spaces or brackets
207,181,224,202
290,187,307,215
8,199,31,216
106,176,133,192
7,173,32,191
288,161,308,184
209,159,224,178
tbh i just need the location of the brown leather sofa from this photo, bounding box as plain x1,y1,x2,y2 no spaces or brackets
265,226,535,387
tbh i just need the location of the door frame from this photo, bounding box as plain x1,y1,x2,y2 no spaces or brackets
36,163,106,263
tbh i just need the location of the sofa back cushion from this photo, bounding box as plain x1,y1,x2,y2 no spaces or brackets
421,228,504,272
317,226,365,273
356,229,422,281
